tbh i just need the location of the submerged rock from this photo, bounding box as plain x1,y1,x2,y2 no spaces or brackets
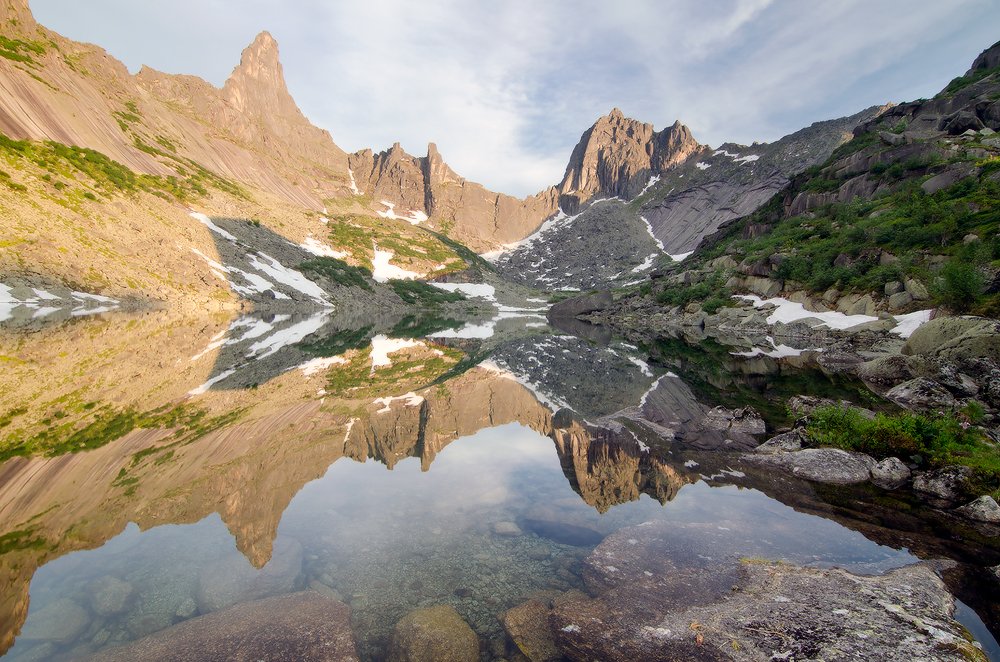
956,495,1000,523
870,456,912,490
196,537,302,613
520,519,603,547
387,605,479,662
86,591,358,661
743,448,875,484
19,598,90,645
491,521,523,537
89,575,134,616
501,599,560,662
548,521,986,662
912,466,974,506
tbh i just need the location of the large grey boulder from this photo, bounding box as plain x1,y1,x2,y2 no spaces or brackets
955,495,1000,523
86,591,358,662
903,316,1000,362
743,448,876,484
752,429,805,454
885,377,957,412
548,290,612,319
870,457,912,490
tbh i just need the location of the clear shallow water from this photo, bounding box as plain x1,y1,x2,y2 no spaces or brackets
6,424,920,661
1,310,998,661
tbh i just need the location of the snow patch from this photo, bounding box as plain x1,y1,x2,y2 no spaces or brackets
299,355,348,376
638,175,660,196
669,251,693,262
190,211,238,243
695,162,711,170
734,295,878,331
371,246,422,283
430,282,495,300
373,392,425,414
890,309,934,338
631,254,657,273
347,168,362,195
376,200,428,225
301,236,348,259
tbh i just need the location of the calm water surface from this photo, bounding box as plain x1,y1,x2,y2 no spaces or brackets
0,309,997,661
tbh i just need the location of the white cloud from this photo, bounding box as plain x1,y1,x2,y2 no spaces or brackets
31,0,1000,196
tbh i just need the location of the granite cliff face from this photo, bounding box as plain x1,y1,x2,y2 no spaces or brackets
557,109,703,209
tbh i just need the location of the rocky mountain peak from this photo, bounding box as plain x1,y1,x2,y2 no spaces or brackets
558,110,702,203
223,31,293,115
967,39,1000,75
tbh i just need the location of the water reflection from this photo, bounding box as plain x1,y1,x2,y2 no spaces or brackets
0,308,998,660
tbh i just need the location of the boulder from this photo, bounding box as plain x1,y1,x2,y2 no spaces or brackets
89,575,134,616
870,457,912,490
501,599,560,662
387,605,479,662
955,495,1000,523
86,591,358,661
548,291,612,319
888,291,913,310
743,448,875,484
912,466,974,505
903,277,930,301
884,280,904,295
752,429,805,454
702,406,766,436
20,598,90,645
921,162,978,195
903,316,1000,362
885,377,957,412
549,519,982,662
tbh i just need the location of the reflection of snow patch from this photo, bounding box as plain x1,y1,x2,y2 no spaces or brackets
370,335,422,369
188,369,236,396
299,355,348,376
247,312,330,360
430,282,495,300
373,392,425,414
731,335,821,359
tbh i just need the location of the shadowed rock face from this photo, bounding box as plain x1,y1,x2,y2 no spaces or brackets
85,591,359,662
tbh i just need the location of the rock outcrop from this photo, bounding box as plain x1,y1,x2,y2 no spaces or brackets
86,591,359,662
557,109,703,206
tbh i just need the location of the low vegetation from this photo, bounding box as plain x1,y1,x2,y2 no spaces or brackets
0,401,246,462
389,280,463,305
0,132,241,202
323,213,467,274
299,256,373,290
806,404,1000,497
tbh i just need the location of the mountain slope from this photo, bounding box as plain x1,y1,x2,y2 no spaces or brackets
494,106,882,290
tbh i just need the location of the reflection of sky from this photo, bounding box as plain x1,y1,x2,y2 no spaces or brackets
9,422,924,659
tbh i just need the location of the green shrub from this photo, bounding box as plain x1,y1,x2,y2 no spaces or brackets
298,257,373,291
935,259,985,312
805,405,1000,496
389,280,463,305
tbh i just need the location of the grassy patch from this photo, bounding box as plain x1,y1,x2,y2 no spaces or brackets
0,35,45,65
0,402,247,461
298,256,373,290
938,65,1000,98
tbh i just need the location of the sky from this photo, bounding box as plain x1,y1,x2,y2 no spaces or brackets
31,0,1000,197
